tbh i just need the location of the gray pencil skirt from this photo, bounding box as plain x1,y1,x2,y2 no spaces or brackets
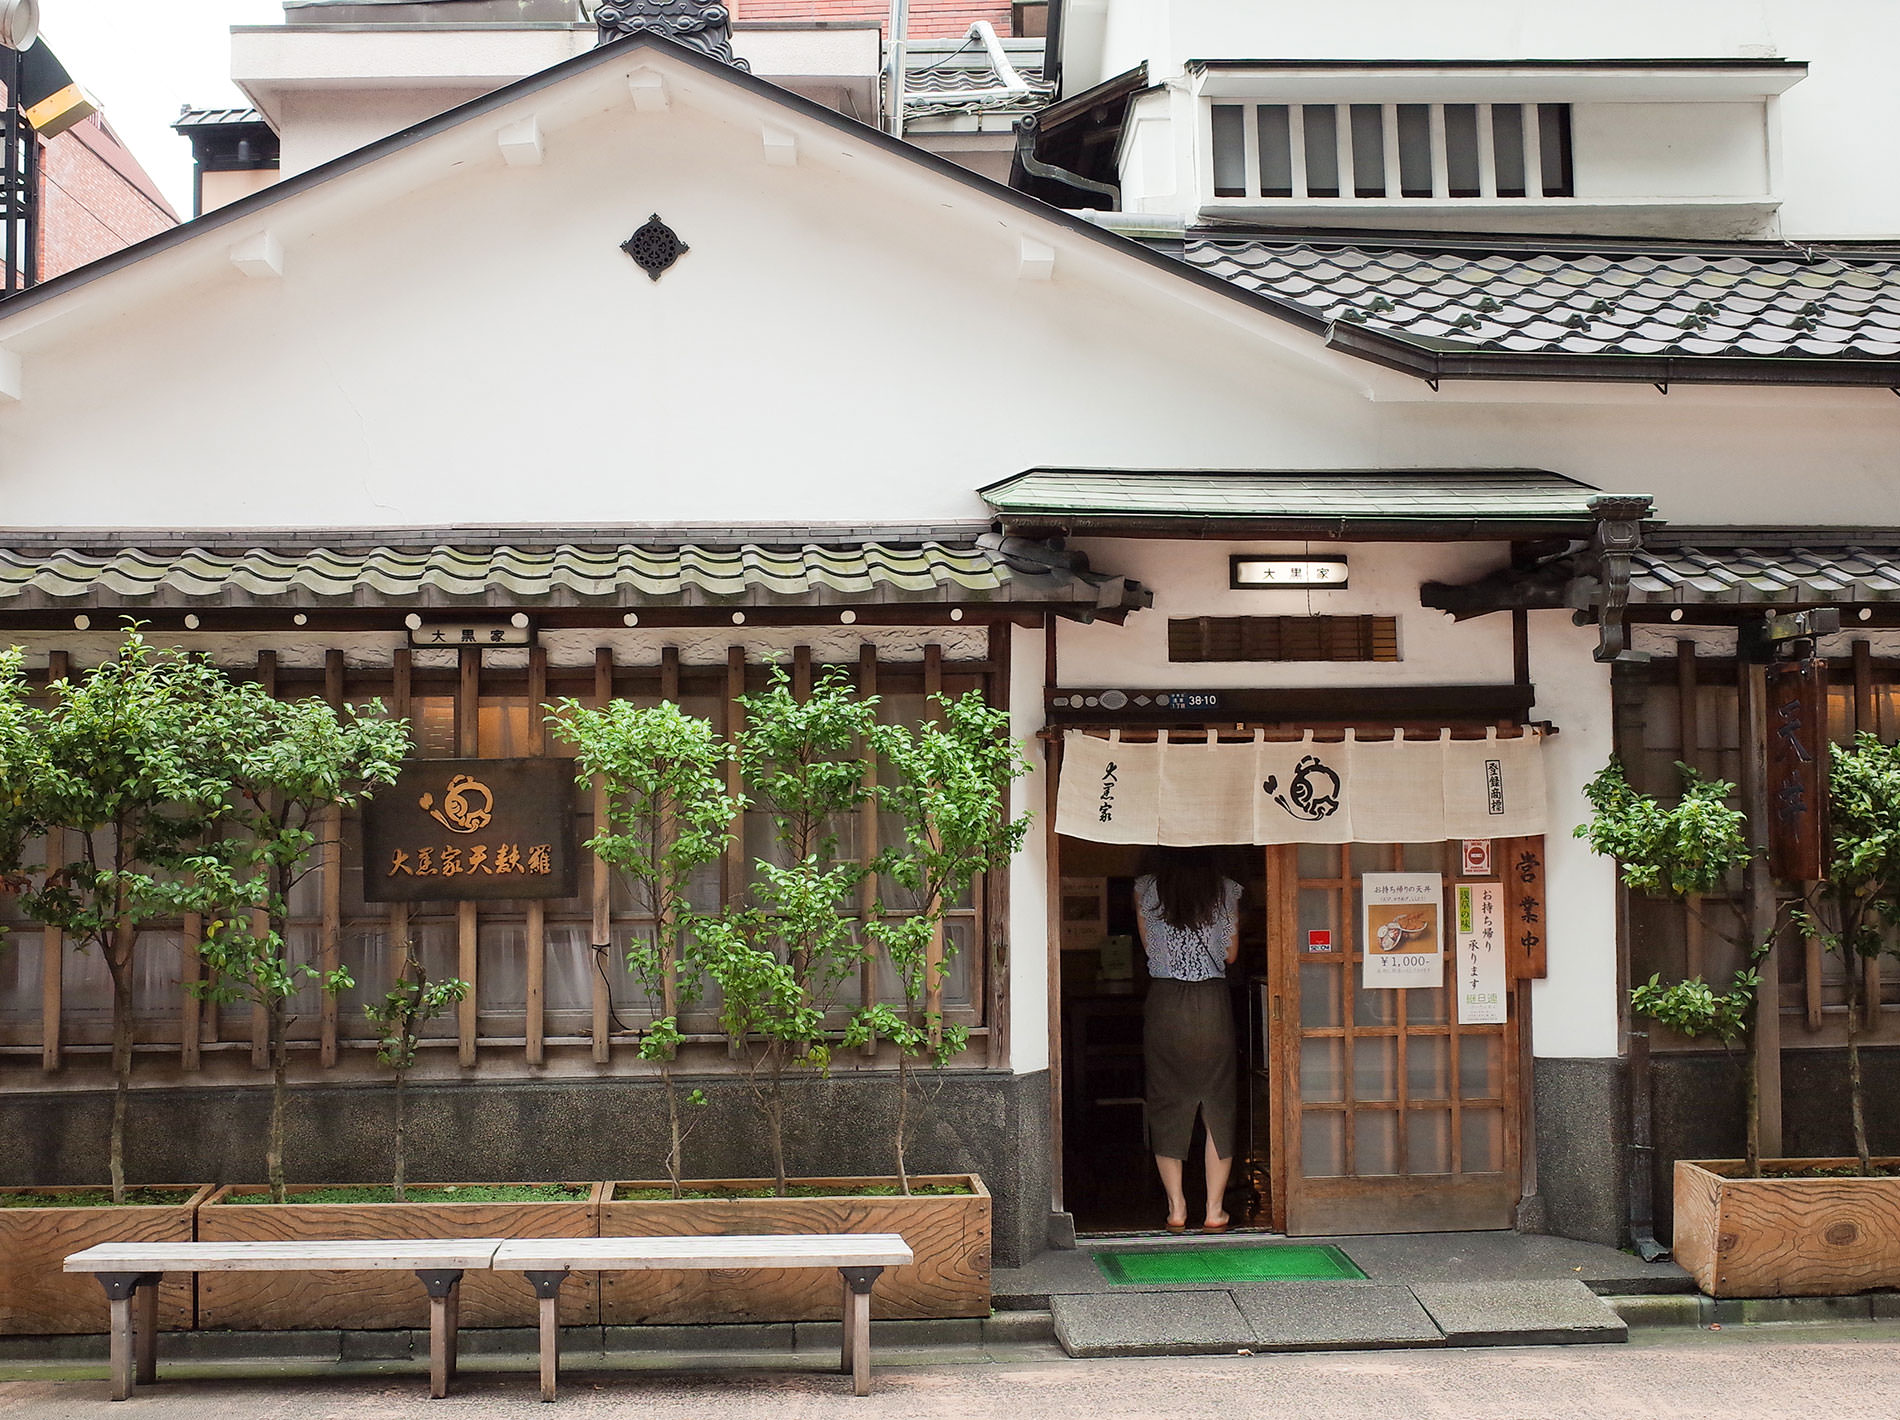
1143,977,1237,1161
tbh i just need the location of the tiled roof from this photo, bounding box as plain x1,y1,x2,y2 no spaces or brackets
1630,541,1900,604
0,539,1118,611
902,42,1053,118
983,467,1630,531
1188,238,1900,365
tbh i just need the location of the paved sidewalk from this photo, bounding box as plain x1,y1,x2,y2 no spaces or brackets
3,1324,1899,1419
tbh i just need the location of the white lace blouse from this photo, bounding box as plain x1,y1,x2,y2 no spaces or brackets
1134,875,1241,983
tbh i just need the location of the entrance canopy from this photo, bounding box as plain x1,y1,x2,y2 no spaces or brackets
1055,728,1547,845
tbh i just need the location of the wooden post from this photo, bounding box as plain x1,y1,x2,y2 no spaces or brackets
1855,641,1881,1030
526,645,548,1067
180,912,203,1070
591,647,613,1063
792,643,811,700
456,646,480,1068
1042,618,1064,1213
39,652,67,1072
319,651,345,1068
659,646,681,1026
985,620,1011,1067
388,648,412,1002
1677,640,1706,983
251,652,276,1070
857,643,879,1056
923,644,944,1045
724,646,746,1059
1739,658,1783,1157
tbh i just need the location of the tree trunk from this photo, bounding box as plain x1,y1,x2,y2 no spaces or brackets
895,1045,911,1197
767,1052,788,1195
108,950,133,1207
1844,948,1872,1176
1742,1018,1762,1179
267,998,289,1205
393,1066,408,1202
662,1067,684,1199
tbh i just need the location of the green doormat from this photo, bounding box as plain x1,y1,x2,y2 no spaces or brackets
1093,1244,1366,1285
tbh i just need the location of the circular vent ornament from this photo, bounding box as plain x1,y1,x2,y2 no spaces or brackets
621,214,689,281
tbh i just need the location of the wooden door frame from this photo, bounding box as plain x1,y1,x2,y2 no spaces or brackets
1268,843,1526,1237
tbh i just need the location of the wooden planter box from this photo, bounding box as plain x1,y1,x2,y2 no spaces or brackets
597,1174,990,1325
196,1184,603,1331
0,1185,213,1336
1674,1158,1900,1298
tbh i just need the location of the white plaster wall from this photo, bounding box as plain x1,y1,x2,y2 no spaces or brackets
1570,103,1768,200
1008,621,1051,1075
1084,0,1900,238
278,87,497,176
1059,538,1514,688
1525,611,1618,1059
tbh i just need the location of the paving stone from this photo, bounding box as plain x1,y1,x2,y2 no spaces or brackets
1410,1279,1628,1346
1232,1282,1443,1351
1051,1291,1254,1358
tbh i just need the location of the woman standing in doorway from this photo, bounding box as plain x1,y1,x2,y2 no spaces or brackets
1135,848,1241,1233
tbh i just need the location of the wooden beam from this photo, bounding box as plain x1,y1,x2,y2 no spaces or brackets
39,650,67,1072
591,647,613,1063
456,647,480,1068
526,644,548,1067
319,651,345,1068
180,912,203,1071
792,643,811,701
659,646,681,1027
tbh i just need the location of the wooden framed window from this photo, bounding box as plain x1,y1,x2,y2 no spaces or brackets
1168,615,1399,663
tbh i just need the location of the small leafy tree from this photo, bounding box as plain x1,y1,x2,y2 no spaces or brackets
548,698,738,1197
0,633,236,1202
193,687,410,1203
847,690,1031,1193
699,664,877,1194
1790,734,1900,1176
1577,759,1767,1174
364,945,469,1201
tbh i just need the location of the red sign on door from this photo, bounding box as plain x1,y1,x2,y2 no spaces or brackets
1306,930,1332,953
1462,839,1494,876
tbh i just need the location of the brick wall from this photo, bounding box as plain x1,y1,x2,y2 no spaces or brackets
35,114,178,281
735,0,1016,39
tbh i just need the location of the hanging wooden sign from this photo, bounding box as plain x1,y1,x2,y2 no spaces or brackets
1504,838,1547,980
1765,659,1828,881
362,758,578,902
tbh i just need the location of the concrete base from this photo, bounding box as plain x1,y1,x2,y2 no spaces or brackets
1051,1293,1254,1358
1410,1280,1628,1346
0,1068,1053,1268
1232,1282,1442,1351
1531,1055,1627,1248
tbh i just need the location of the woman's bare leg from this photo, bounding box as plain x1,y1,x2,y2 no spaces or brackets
1154,1154,1187,1228
1203,1135,1232,1229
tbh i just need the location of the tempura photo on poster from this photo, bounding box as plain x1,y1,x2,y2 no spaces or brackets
1361,872,1444,989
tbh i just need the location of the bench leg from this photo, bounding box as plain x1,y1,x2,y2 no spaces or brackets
416,1269,466,1400
96,1273,160,1402
525,1270,570,1403
839,1267,884,1398
134,1282,159,1386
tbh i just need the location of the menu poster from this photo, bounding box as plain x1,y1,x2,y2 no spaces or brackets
1456,882,1508,1024
1361,872,1444,989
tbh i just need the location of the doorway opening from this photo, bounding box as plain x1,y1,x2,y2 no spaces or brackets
1055,838,1269,1235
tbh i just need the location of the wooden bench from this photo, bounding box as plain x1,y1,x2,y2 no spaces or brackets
63,1238,504,1401
492,1234,915,1400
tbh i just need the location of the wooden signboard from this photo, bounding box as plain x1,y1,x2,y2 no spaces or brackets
362,757,577,902
1765,659,1828,881
1504,837,1547,980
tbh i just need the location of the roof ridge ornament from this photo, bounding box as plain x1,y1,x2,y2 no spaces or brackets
595,0,750,72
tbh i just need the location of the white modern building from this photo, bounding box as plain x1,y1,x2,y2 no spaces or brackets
0,0,1896,1262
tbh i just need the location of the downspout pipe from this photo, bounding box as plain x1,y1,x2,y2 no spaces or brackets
966,21,1033,92
886,0,909,136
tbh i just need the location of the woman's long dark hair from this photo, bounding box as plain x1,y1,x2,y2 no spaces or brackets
1140,847,1225,932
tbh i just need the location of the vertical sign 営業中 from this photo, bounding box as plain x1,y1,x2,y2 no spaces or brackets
1361,873,1443,989
1765,658,1828,882
1455,882,1507,1025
